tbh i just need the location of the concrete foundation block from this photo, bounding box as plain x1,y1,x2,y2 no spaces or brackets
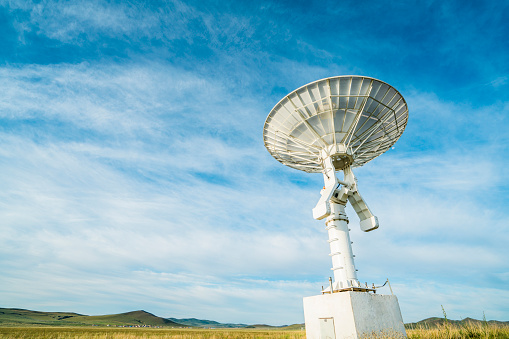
303,292,406,339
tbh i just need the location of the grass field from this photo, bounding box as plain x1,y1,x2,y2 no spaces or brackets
0,327,306,339
406,322,509,339
2,323,509,338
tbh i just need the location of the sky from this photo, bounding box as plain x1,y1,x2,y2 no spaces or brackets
0,0,508,326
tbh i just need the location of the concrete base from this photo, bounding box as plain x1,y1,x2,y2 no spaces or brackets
303,292,406,339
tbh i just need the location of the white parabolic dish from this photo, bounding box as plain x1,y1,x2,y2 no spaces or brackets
263,76,409,172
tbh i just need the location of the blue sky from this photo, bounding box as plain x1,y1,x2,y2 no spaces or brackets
0,0,508,325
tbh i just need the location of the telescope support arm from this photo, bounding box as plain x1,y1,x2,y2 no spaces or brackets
313,159,379,291
342,167,379,232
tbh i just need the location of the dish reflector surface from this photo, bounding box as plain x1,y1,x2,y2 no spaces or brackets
263,76,408,172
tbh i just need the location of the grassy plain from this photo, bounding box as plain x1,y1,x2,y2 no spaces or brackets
406,322,509,339
0,327,306,339
2,324,509,338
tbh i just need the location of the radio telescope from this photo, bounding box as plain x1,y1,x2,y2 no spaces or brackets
263,76,408,339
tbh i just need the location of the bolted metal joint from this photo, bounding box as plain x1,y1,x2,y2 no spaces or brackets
325,214,349,224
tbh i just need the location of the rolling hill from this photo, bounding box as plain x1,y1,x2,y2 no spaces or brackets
68,310,183,327
0,308,183,327
0,308,85,326
1,308,507,329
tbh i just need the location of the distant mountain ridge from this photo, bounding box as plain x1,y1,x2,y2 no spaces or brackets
168,317,247,328
1,308,507,329
166,318,303,329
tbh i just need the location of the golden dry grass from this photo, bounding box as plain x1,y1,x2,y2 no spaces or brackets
406,322,509,339
0,327,306,339
2,323,509,338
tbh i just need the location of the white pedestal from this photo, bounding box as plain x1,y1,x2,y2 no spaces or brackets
303,292,406,339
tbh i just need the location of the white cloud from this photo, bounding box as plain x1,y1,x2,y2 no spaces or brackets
7,0,159,42
0,61,330,324
0,8,507,324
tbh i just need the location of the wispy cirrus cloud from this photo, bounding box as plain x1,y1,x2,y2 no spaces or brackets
0,0,508,326
1,60,508,324
0,61,328,324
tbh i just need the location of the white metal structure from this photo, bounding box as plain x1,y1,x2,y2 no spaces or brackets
263,76,408,292
303,292,406,339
